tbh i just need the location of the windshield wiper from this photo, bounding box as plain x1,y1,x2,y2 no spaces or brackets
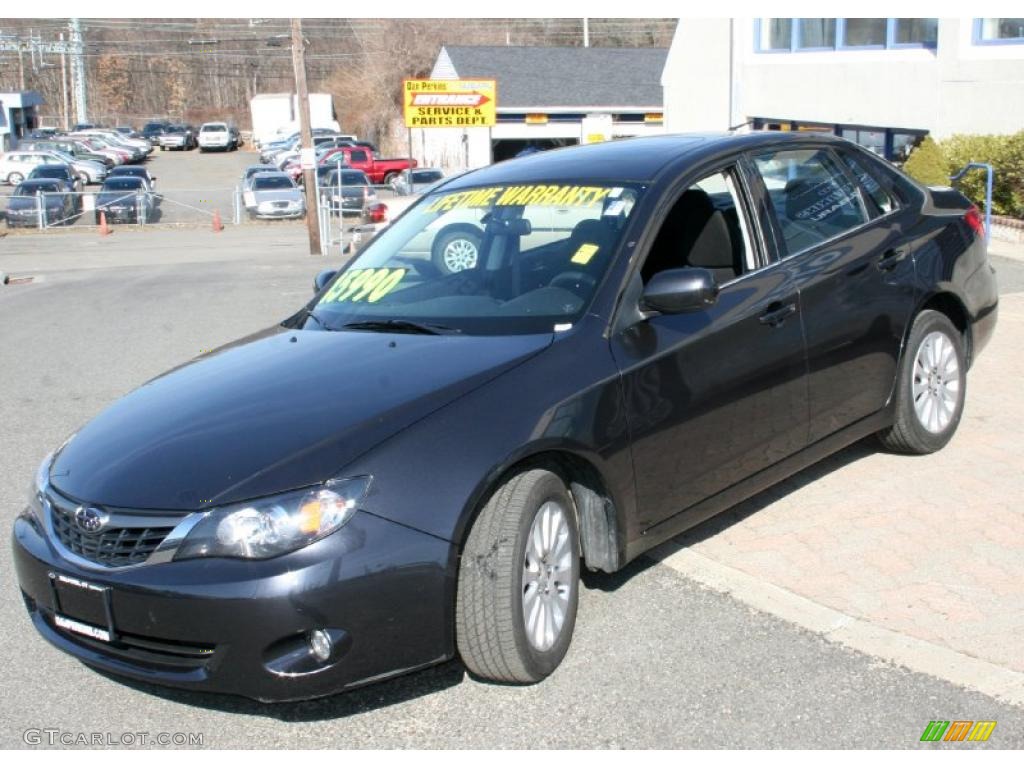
342,319,461,335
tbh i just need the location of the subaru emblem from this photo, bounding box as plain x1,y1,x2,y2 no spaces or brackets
74,506,108,534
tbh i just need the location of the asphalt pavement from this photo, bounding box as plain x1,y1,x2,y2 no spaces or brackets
1,236,1022,748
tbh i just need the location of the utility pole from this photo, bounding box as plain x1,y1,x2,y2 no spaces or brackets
69,18,87,126
290,18,321,255
583,18,590,48
60,32,69,130
18,44,25,90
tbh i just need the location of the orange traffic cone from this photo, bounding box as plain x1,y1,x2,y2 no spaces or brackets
98,211,111,236
211,209,224,233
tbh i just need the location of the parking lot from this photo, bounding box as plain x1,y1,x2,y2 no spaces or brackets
1,228,1023,748
0,145,403,242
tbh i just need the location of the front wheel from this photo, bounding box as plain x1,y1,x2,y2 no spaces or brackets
878,309,966,454
431,226,482,274
456,468,580,683
7,172,24,185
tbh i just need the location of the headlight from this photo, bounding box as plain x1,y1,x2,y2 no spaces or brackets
25,451,54,523
173,476,372,561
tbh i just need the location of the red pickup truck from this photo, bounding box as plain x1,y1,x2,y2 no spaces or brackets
287,146,417,186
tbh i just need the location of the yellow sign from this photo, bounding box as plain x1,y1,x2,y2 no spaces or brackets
571,243,600,265
403,79,497,128
320,268,408,305
424,185,611,213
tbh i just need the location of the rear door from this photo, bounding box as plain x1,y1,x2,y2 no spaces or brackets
749,144,917,442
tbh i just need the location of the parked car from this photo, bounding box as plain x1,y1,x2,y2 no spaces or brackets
317,168,375,215
158,125,195,151
4,178,76,227
315,145,415,185
107,165,157,194
11,134,998,702
240,164,279,192
243,172,305,219
64,137,126,167
3,149,105,185
78,130,151,160
27,164,83,212
141,121,172,144
198,122,237,152
94,176,155,224
17,139,113,171
391,167,446,197
69,135,133,164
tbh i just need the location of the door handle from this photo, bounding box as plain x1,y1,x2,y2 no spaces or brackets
759,302,798,328
877,247,908,271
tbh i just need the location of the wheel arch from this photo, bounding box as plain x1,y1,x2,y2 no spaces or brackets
913,290,973,367
455,447,626,575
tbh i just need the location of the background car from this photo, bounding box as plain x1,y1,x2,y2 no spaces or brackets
243,172,305,219
141,121,172,144
94,176,155,224
391,167,446,197
17,139,113,171
158,125,196,151
240,164,279,192
27,164,84,212
107,165,157,194
317,167,376,216
4,178,76,227
198,122,237,152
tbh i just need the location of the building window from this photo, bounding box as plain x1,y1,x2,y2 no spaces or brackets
756,18,938,51
759,18,793,51
975,18,1024,43
797,19,836,49
842,18,887,47
894,18,937,46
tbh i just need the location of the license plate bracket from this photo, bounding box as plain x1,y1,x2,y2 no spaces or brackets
49,572,115,643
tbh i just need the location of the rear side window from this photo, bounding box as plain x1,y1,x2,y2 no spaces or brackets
349,150,368,163
839,150,896,216
753,148,870,255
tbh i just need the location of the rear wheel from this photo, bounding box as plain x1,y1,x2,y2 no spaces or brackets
878,310,966,454
384,172,399,185
431,226,482,274
7,172,24,185
456,468,580,683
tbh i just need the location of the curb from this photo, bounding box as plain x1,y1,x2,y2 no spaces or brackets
648,542,1024,706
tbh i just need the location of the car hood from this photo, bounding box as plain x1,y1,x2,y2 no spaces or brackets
50,326,552,511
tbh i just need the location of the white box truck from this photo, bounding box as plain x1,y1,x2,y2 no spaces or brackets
250,93,341,148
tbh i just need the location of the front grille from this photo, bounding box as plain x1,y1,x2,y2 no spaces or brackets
49,498,174,567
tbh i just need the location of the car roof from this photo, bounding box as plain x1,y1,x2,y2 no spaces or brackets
441,132,854,189
19,178,62,187
109,165,147,174
31,164,71,172
252,172,291,180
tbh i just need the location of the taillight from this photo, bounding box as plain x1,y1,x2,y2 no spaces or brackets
964,206,985,239
368,202,387,223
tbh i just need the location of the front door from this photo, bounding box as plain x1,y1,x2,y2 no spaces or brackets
611,166,808,534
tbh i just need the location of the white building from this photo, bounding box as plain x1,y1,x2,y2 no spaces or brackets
418,45,668,172
662,18,1024,161
0,91,44,152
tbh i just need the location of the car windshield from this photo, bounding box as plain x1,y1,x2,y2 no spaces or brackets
253,176,294,190
103,178,145,190
304,182,643,336
413,171,444,184
202,124,227,132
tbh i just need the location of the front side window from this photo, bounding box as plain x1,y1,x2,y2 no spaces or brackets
977,18,1024,41
753,148,870,255
349,150,368,163
307,182,644,335
641,169,753,285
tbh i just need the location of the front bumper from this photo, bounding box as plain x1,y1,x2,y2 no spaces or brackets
13,508,454,702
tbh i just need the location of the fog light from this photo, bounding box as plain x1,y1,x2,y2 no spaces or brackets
308,629,332,662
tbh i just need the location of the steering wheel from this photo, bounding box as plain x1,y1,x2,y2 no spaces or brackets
550,271,597,296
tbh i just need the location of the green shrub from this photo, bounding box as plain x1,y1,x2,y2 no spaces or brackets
903,137,950,188
940,131,1024,218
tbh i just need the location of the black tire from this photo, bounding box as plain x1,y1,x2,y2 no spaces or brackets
456,468,580,684
431,225,483,275
383,171,399,185
877,309,966,455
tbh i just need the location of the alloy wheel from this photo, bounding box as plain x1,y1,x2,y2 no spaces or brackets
911,330,961,433
521,500,574,652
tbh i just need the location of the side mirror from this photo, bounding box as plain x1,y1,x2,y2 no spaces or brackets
640,267,719,314
313,269,337,293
